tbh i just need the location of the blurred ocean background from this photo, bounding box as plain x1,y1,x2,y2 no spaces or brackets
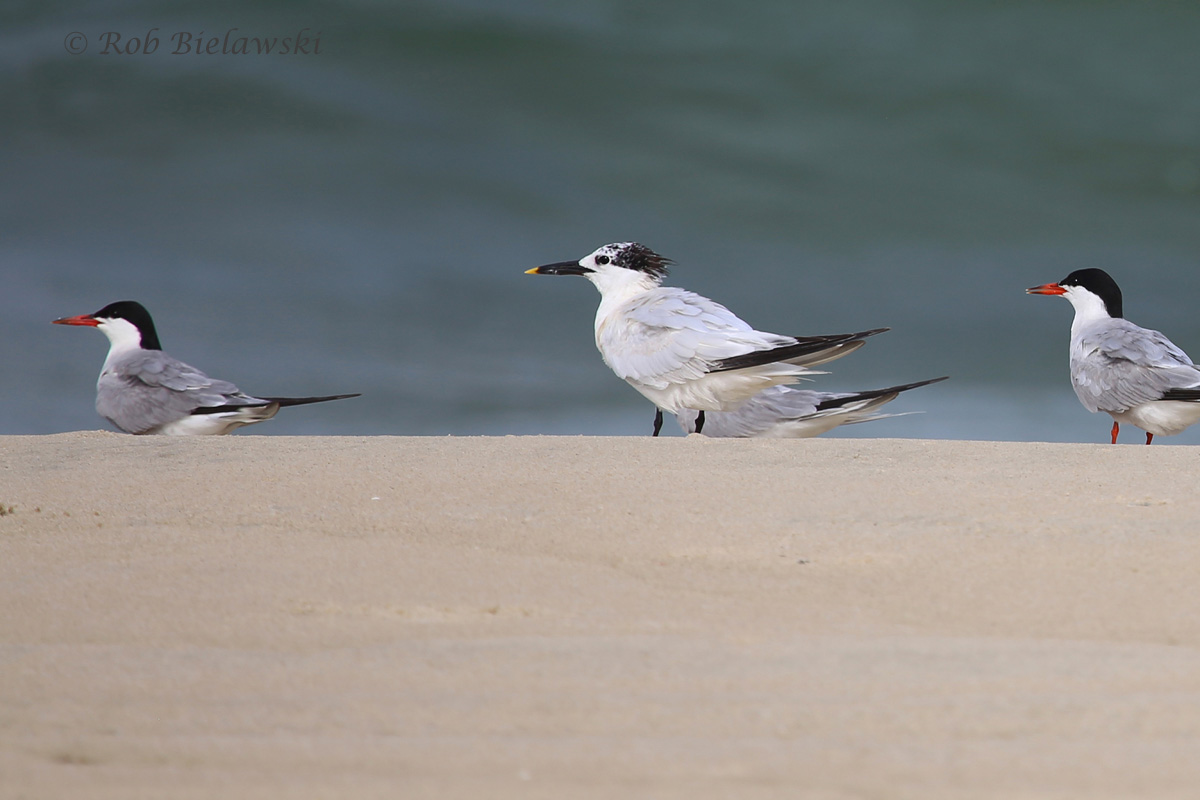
3,1,1199,441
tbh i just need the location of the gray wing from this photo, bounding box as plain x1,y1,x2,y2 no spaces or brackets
1072,321,1200,412
599,288,797,390
677,386,831,437
677,377,946,437
97,350,266,433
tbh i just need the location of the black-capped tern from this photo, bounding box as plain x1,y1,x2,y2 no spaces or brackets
1028,268,1200,445
53,300,360,435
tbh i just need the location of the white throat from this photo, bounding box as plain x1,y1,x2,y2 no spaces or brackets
95,317,145,370
587,267,661,332
1063,286,1114,339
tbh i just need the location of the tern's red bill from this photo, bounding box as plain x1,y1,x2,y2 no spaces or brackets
1026,282,1066,296
52,314,100,327
52,311,100,326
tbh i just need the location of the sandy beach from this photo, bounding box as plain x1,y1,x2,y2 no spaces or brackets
4,432,1200,798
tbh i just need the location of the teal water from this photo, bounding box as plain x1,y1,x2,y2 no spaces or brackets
4,1,1200,441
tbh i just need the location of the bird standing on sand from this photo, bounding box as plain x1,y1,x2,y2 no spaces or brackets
675,378,947,438
526,242,887,435
1028,268,1200,444
53,301,360,435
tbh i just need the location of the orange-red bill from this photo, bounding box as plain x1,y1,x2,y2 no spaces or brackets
1026,282,1066,296
52,314,100,327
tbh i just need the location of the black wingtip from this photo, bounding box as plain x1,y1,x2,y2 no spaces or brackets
1160,387,1200,402
710,328,889,374
264,393,362,408
815,376,948,411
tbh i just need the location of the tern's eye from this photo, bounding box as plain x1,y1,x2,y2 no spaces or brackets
595,254,610,265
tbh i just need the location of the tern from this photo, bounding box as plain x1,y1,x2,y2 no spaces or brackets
675,377,948,437
526,242,887,435
53,300,360,435
1027,268,1200,444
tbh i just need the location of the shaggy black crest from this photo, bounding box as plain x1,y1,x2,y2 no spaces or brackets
1060,268,1123,319
613,243,673,280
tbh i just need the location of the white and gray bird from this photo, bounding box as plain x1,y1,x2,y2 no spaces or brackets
526,242,887,435
53,300,360,435
675,377,947,438
1028,268,1200,444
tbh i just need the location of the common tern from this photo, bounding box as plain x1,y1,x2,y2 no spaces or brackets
53,300,360,435
1027,268,1200,444
675,377,948,438
526,242,887,435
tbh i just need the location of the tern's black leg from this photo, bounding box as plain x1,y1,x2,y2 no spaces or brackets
652,408,663,437
695,410,706,434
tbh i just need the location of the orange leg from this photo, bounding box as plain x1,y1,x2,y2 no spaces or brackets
1110,421,1119,444
1146,432,1154,445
